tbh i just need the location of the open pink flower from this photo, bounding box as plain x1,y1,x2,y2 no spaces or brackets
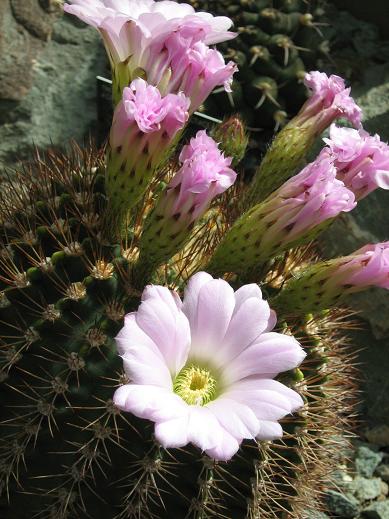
64,0,237,109
323,125,389,200
113,273,305,461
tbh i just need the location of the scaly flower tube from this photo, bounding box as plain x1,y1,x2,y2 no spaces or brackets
323,124,389,200
113,272,305,461
106,78,190,231
272,242,389,314
247,71,362,206
208,152,356,277
64,0,237,108
134,131,236,282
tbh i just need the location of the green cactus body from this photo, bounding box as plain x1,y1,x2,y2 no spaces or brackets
0,147,356,519
183,0,327,131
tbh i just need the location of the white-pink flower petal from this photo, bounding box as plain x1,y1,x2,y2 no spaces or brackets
136,291,190,374
221,332,306,384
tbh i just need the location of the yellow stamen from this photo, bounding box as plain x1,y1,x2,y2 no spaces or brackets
173,365,217,406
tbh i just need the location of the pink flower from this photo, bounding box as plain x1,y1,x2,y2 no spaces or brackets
167,130,236,220
263,152,356,245
110,78,189,147
106,79,189,213
113,273,305,461
64,0,237,110
323,125,389,200
336,242,389,290
292,71,362,135
273,242,389,314
134,131,236,277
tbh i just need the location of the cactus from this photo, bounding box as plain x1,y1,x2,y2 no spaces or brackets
182,0,329,131
0,148,357,518
1,1,388,518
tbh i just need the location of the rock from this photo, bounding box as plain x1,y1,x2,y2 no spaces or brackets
0,2,106,170
362,500,389,519
355,445,384,478
381,480,389,497
350,477,383,502
366,426,389,447
304,511,330,519
325,490,360,518
376,465,389,484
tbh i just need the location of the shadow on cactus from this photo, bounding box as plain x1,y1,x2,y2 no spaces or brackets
1,1,389,519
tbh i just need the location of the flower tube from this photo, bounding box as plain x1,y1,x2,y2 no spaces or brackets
134,131,236,280
208,152,356,277
272,242,389,314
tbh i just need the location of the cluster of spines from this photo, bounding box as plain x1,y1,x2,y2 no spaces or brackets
0,147,358,518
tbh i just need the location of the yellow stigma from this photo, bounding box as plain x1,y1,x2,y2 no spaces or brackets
173,366,217,406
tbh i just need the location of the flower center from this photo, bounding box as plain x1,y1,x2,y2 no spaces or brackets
173,365,217,406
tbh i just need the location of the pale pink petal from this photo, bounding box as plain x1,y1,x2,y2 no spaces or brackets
121,346,172,388
375,170,389,190
256,421,283,441
142,284,182,309
136,293,190,374
221,333,306,384
189,278,235,360
113,384,186,422
230,378,304,412
115,313,158,355
187,406,223,451
206,398,260,440
205,429,240,461
225,389,294,421
155,415,189,448
264,310,277,332
217,297,272,367
233,284,262,313
182,271,213,327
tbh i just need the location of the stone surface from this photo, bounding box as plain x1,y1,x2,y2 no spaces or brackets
325,490,360,518
362,500,389,519
376,466,389,484
355,445,384,478
351,477,383,502
0,1,106,171
304,512,331,519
